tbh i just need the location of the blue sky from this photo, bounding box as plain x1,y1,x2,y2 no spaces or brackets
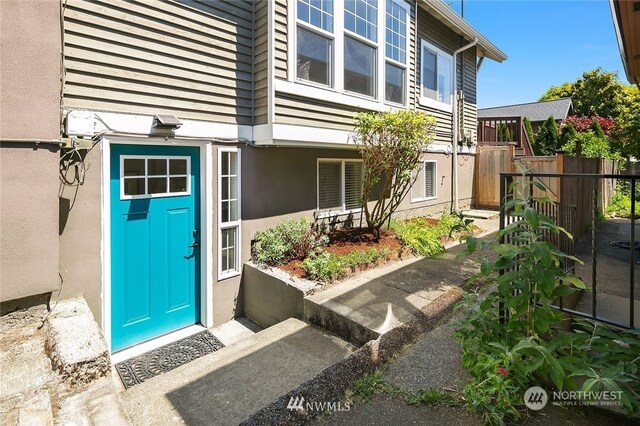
449,0,625,108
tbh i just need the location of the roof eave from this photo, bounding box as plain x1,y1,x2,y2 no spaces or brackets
609,0,635,86
420,0,508,63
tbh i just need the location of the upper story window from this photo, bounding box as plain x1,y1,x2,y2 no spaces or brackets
420,39,453,111
344,0,378,98
385,0,408,104
297,0,334,87
293,0,409,106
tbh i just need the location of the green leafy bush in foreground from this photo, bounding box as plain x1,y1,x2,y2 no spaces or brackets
454,180,640,425
390,213,473,257
253,218,328,266
302,247,392,282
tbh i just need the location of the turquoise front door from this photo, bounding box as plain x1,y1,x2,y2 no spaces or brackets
110,144,200,352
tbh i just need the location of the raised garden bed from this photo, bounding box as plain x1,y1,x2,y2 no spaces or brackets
252,214,479,285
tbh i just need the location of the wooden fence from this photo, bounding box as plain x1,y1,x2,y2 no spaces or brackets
475,147,617,238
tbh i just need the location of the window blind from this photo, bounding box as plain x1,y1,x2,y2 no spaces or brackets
318,162,342,210
344,161,363,210
411,163,425,200
424,161,435,198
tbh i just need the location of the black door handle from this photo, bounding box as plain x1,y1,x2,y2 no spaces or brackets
188,241,200,248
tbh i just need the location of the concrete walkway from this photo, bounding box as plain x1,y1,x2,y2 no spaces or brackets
313,318,636,426
304,218,500,346
574,218,640,327
121,318,354,426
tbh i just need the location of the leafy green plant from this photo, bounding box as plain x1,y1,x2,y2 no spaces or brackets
302,247,392,282
523,117,536,147
302,252,345,282
404,389,457,407
606,182,640,218
253,218,328,266
350,371,399,403
454,179,640,424
390,212,473,257
353,110,436,235
534,116,559,155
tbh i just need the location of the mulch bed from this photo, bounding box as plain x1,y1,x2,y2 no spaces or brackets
277,220,481,281
278,227,408,280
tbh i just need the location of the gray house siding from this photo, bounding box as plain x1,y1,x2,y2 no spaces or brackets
62,0,254,124
254,0,269,125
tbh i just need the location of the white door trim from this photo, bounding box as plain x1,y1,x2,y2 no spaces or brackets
101,136,214,353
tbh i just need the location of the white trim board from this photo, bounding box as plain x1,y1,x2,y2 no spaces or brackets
101,136,214,353
67,110,252,140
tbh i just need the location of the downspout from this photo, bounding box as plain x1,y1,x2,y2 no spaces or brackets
451,37,478,212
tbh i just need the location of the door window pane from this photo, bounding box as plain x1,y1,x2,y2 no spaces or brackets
124,159,145,177
147,159,167,176
344,37,375,97
221,227,237,273
385,63,405,104
169,177,187,193
297,28,332,86
124,178,145,196
170,159,187,175
148,177,167,194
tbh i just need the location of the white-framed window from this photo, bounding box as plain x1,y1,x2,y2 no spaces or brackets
420,39,453,112
384,0,408,105
120,155,190,200
293,0,409,106
317,159,364,216
218,148,241,279
411,160,437,202
296,0,334,87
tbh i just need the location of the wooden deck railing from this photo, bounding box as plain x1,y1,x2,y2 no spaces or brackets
477,116,533,156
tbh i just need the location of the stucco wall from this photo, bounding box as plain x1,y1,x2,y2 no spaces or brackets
58,147,103,319
0,1,61,303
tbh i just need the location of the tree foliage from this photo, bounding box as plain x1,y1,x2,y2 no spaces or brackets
523,117,535,147
353,110,436,234
540,68,640,158
533,116,559,156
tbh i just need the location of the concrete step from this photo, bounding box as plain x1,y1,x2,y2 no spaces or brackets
120,318,354,426
304,251,478,346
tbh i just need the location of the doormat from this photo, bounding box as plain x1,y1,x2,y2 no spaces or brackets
115,331,225,389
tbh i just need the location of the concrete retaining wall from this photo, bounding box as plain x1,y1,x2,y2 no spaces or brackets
242,262,315,328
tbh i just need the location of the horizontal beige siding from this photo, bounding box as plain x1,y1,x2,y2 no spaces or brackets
254,0,269,124
274,0,288,80
63,0,254,124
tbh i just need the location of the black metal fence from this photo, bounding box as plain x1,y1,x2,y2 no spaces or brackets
499,172,638,330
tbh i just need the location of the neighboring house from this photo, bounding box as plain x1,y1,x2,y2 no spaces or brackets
0,0,505,355
610,0,640,88
476,98,573,156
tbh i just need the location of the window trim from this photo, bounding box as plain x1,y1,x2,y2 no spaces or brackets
289,0,411,108
217,147,241,280
410,160,438,203
119,155,191,200
316,158,364,218
419,39,454,113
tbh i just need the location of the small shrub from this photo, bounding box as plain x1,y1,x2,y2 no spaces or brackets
302,252,345,282
606,183,640,218
390,218,444,257
302,247,393,282
253,218,328,266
